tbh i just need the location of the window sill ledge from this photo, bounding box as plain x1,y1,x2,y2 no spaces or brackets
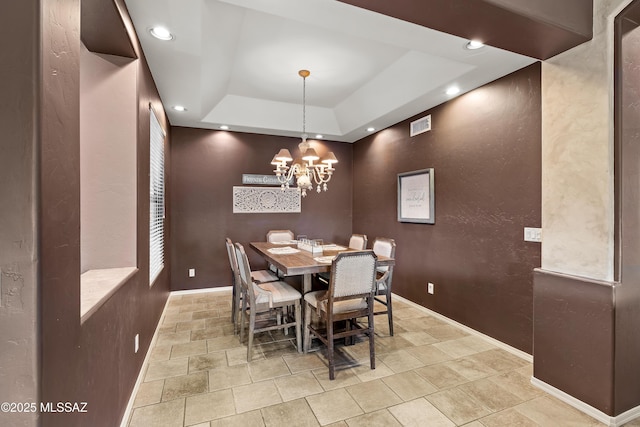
81,267,138,324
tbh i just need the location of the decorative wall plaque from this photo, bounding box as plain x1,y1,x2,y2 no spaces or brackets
242,174,293,186
233,186,301,213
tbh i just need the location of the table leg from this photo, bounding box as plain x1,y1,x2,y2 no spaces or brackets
301,273,311,352
303,273,312,294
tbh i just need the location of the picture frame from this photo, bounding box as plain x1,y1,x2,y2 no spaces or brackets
397,168,435,224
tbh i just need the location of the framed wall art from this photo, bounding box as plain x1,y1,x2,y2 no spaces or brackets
397,168,435,224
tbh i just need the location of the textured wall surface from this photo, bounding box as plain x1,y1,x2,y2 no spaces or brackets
534,0,640,418
169,128,353,291
353,64,542,353
0,1,39,426
37,0,172,426
613,5,640,414
541,0,632,281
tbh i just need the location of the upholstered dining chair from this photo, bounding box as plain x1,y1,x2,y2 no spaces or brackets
266,229,295,242
235,243,302,361
372,237,396,336
317,234,368,286
266,229,295,277
225,238,279,334
348,234,368,250
303,250,378,380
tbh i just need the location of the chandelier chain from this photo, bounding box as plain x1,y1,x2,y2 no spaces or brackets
302,74,306,138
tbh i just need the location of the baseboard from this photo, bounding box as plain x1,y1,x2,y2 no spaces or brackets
531,377,640,427
170,286,232,295
392,294,533,363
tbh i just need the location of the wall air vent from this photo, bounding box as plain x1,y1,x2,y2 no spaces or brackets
410,115,431,137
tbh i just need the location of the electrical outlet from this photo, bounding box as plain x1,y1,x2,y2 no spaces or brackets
428,282,434,294
134,334,139,353
188,268,195,277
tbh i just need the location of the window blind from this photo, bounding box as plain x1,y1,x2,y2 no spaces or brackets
149,107,165,285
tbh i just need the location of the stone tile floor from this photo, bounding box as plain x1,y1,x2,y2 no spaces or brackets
125,290,620,426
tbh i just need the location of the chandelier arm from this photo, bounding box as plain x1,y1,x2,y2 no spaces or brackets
310,166,333,185
275,165,297,187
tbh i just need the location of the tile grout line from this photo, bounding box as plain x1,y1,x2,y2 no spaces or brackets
126,289,605,427
119,294,173,427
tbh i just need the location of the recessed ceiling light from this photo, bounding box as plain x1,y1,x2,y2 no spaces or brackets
149,26,174,41
172,105,186,111
315,134,323,139
446,86,460,96
220,125,229,130
366,127,375,132
465,40,484,50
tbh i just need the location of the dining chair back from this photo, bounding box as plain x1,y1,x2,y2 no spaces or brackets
266,229,295,242
317,234,368,286
372,237,396,336
235,243,302,361
266,229,295,277
225,238,279,334
348,234,368,250
303,250,378,379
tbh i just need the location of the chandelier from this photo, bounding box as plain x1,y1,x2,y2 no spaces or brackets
271,70,338,197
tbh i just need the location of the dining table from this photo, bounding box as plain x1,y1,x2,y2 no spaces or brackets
250,241,395,293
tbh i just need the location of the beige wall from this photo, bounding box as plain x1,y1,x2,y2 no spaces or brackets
80,44,137,273
542,0,632,281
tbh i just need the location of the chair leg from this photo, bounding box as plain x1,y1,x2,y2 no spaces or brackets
294,301,302,353
240,290,247,344
345,319,353,346
276,308,282,332
386,292,394,336
368,299,376,371
303,302,312,353
231,277,236,324
247,308,256,362
282,307,289,336
233,282,242,335
327,318,335,380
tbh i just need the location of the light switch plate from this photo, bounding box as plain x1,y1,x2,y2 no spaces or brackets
188,268,195,277
524,227,542,242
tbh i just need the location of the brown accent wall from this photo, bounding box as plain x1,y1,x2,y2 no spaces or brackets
0,1,40,425
353,63,542,353
35,0,171,426
533,270,615,413
169,128,353,291
338,0,592,60
614,4,640,414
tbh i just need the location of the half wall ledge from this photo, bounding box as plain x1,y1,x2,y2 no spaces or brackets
81,266,138,324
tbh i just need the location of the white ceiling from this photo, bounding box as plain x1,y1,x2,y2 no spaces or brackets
124,0,536,143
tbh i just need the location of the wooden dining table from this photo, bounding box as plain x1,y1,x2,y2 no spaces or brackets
250,241,395,293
